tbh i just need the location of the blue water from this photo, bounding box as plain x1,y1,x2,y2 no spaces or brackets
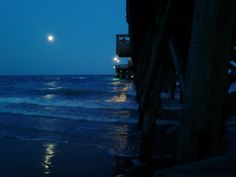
0,75,138,122
0,75,140,176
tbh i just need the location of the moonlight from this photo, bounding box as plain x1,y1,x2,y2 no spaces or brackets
47,35,54,42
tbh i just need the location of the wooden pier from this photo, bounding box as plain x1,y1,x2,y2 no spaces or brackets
115,34,133,79
116,0,236,175
114,64,133,79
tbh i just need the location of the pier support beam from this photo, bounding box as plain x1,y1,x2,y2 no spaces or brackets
140,67,162,162
138,0,175,162
177,0,236,164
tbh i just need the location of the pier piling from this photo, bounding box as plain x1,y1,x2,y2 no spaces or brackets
115,0,236,172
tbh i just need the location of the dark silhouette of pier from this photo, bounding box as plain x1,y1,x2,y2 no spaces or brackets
115,0,236,176
115,34,134,79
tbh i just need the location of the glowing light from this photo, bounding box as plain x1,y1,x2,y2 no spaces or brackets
42,143,56,175
113,56,120,64
48,35,54,42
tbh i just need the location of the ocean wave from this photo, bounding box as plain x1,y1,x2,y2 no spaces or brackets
0,134,140,159
0,96,137,110
25,87,137,99
0,110,138,124
0,135,70,144
1,102,138,125
0,135,116,151
0,134,124,155
27,88,108,97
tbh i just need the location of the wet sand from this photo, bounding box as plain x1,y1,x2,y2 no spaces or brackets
0,138,114,177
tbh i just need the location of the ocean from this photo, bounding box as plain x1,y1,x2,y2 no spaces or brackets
0,75,140,177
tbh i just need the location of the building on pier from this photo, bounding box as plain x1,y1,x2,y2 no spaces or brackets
114,34,133,79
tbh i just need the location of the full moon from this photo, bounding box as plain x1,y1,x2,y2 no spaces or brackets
48,35,54,42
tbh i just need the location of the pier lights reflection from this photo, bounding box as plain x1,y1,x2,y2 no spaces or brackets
120,86,129,92
118,125,128,149
107,84,131,103
111,80,121,86
42,143,56,175
107,92,127,103
112,125,129,157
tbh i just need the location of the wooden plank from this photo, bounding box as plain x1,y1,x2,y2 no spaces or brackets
168,38,185,94
138,0,175,162
141,0,174,111
176,0,236,164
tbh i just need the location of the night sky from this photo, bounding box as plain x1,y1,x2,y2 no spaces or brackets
0,0,127,75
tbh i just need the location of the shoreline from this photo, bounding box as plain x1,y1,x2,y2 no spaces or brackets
0,138,115,177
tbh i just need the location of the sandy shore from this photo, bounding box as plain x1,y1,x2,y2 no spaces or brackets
0,138,115,177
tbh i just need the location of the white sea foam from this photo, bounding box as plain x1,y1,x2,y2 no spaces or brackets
0,109,138,124
0,96,137,110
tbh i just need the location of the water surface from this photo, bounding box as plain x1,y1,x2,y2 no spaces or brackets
0,75,140,177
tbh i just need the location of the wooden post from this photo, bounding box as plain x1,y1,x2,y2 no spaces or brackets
139,0,175,162
137,32,156,130
140,65,162,162
168,38,185,93
177,0,236,164
141,0,174,111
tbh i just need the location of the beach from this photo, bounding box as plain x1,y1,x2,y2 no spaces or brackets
0,75,140,177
